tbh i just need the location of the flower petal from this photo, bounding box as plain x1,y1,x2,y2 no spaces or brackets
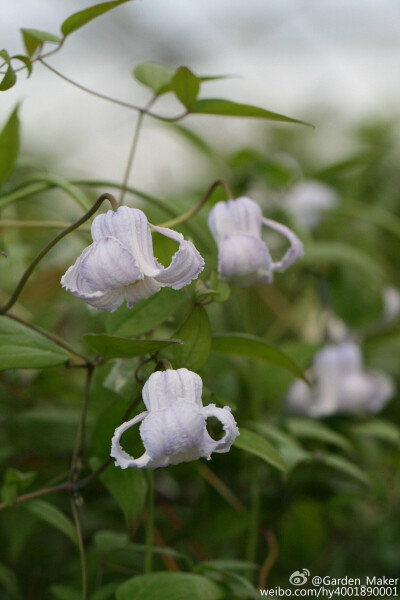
110,411,149,469
286,379,314,417
261,217,304,272
208,197,262,243
201,404,239,455
142,368,203,412
91,207,161,277
218,233,273,286
61,246,126,311
80,237,143,290
124,276,162,308
150,225,204,289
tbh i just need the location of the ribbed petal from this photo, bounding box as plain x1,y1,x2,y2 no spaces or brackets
150,225,204,289
218,234,273,286
91,207,161,277
208,197,263,244
110,411,148,469
80,237,143,291
140,400,206,461
261,217,304,272
142,368,203,412
201,404,239,455
61,246,126,311
124,276,162,308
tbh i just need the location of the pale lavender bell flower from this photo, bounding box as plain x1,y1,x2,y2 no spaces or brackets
283,180,338,228
208,197,303,287
286,342,394,418
111,368,239,470
61,206,204,311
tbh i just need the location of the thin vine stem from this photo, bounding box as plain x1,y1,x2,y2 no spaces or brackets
0,193,118,315
5,313,92,365
157,178,233,228
119,95,157,206
0,219,90,231
70,495,87,600
69,366,95,483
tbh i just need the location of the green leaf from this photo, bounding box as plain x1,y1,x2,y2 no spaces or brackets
5,467,36,490
20,28,61,57
106,288,186,337
25,500,78,545
51,585,81,600
83,333,182,360
0,105,19,184
11,54,33,77
285,418,352,453
133,61,174,95
172,305,211,370
234,427,287,472
90,582,120,600
61,0,133,36
116,572,225,600
1,483,17,506
301,242,384,283
211,333,308,383
316,453,370,486
0,563,20,599
0,50,16,91
249,422,309,471
171,66,200,108
90,457,147,527
189,98,311,126
350,419,400,447
0,316,69,370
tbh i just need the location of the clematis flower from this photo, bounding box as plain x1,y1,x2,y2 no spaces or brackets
111,368,239,470
207,197,303,287
286,342,394,418
283,180,338,228
61,206,204,311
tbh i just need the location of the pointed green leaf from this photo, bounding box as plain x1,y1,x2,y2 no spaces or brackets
234,427,287,472
316,453,370,486
83,333,182,360
172,305,211,370
0,316,69,370
25,500,78,545
116,572,225,600
0,563,20,599
286,418,352,453
90,457,147,527
51,585,81,600
171,66,200,108
211,333,308,382
0,50,16,91
350,419,400,447
0,105,19,184
106,288,186,337
189,98,311,126
12,54,33,77
133,61,174,95
20,29,61,57
61,0,133,36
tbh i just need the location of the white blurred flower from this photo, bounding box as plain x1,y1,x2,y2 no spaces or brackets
382,287,400,324
283,180,338,228
61,206,204,311
111,368,239,470
208,197,303,287
286,342,394,418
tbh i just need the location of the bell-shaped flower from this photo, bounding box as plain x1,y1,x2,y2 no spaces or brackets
286,342,394,418
208,197,303,287
111,368,239,470
61,206,204,311
283,180,338,229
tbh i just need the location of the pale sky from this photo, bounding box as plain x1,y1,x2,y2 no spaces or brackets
1,0,400,194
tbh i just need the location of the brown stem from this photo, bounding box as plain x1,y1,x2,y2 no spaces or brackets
69,366,94,483
70,495,87,600
0,481,71,511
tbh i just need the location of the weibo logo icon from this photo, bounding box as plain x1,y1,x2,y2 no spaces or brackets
289,568,310,586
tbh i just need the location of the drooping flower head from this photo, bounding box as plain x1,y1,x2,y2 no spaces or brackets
208,197,303,287
111,368,239,470
61,206,204,311
286,342,395,418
